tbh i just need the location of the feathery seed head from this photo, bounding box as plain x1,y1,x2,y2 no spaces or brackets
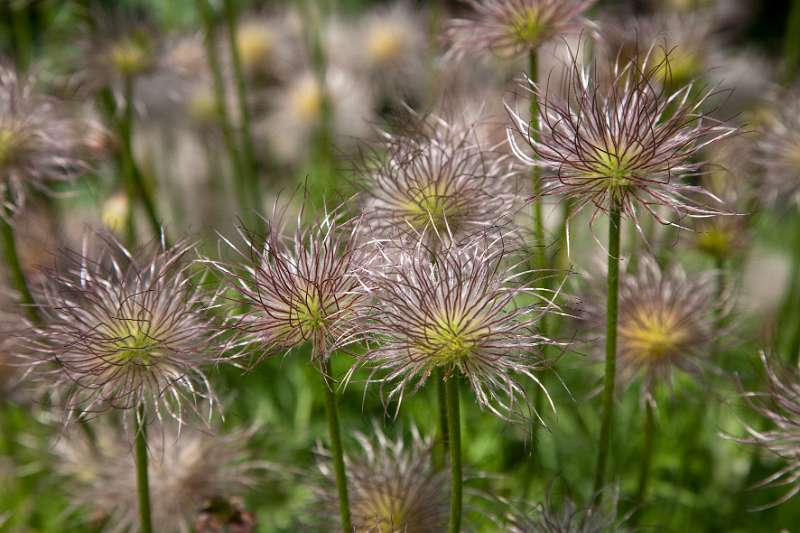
360,112,518,250
581,256,717,398
362,236,554,419
732,353,800,508
507,49,736,226
56,418,265,532
444,0,597,60
0,67,88,219
500,490,626,532
314,425,448,532
216,208,372,363
20,235,229,423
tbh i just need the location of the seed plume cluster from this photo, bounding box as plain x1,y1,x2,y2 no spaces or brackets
2,0,799,530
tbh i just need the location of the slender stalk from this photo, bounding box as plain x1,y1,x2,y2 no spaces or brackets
780,214,800,362
120,76,164,242
593,202,622,497
0,203,39,323
321,357,352,533
435,369,449,470
11,2,33,72
221,0,262,205
784,0,800,84
445,376,462,533
193,0,255,228
528,50,546,273
134,406,153,533
634,400,655,517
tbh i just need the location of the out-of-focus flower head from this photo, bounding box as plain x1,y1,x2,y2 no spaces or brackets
757,91,800,209
326,2,427,98
444,0,597,61
498,488,627,532
0,66,89,220
731,352,800,509
19,234,230,425
580,256,717,401
507,49,737,230
597,11,717,88
260,67,374,165
55,417,266,532
361,234,555,420
231,12,303,84
213,205,372,364
313,425,448,532
359,110,519,251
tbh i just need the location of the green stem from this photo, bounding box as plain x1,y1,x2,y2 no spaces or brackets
634,400,655,518
784,0,800,84
135,407,153,533
321,357,352,533
528,50,546,274
193,0,255,228
0,205,39,323
120,76,164,243
781,214,800,362
222,0,262,205
435,369,449,470
445,376,462,533
11,3,33,71
593,202,622,497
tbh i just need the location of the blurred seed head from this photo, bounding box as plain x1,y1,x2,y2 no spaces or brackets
359,111,519,251
499,489,627,532
507,49,736,228
0,66,89,219
732,353,800,509
361,235,554,420
55,418,265,532
581,256,717,399
758,92,800,209
444,0,597,61
19,235,230,424
313,425,448,532
215,207,372,363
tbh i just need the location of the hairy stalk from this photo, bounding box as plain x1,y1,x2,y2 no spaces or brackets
0,201,39,323
193,0,255,228
321,357,352,533
435,369,449,470
222,0,263,206
446,376,462,533
784,0,800,84
120,76,164,243
634,400,655,521
135,406,153,533
593,202,621,497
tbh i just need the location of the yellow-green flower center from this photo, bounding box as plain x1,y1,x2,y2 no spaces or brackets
620,307,688,361
367,23,405,64
353,494,407,532
0,127,16,169
403,182,459,230
110,37,153,77
422,313,486,366
588,144,643,191
109,324,159,364
509,8,544,47
696,224,733,259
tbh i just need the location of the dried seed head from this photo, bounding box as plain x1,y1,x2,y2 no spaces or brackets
758,93,800,209
55,418,265,532
362,236,554,419
507,50,736,228
359,112,519,251
215,208,372,363
499,489,627,532
580,256,717,399
0,67,89,219
19,235,229,424
444,0,597,60
731,353,800,509
313,425,448,532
